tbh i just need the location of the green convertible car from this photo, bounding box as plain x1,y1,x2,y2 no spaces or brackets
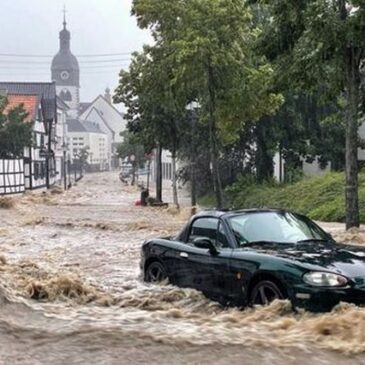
141,209,365,311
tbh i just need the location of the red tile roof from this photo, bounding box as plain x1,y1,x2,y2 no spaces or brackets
3,94,39,123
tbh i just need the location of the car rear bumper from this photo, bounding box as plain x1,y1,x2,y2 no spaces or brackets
292,284,365,311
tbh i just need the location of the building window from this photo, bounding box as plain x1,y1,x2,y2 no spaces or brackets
162,162,172,180
60,89,72,102
34,163,39,180
33,132,38,148
40,163,45,179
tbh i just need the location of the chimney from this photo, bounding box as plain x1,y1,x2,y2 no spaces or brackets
104,87,112,104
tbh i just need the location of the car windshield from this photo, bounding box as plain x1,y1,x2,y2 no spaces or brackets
228,211,331,247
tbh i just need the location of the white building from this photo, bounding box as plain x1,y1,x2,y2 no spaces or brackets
79,90,127,169
66,119,108,172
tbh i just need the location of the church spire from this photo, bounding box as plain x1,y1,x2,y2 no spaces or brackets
59,6,71,51
63,5,67,29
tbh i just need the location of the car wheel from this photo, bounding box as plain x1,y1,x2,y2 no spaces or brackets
145,261,167,283
249,280,286,306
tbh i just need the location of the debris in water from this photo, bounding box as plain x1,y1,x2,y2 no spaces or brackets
334,227,365,245
124,221,154,231
0,259,113,306
0,197,15,209
24,217,47,226
21,192,57,206
25,275,99,303
0,255,7,265
50,186,64,195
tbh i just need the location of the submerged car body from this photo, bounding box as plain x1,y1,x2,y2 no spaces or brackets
141,209,365,311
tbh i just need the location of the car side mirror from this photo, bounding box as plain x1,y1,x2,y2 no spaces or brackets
193,237,218,255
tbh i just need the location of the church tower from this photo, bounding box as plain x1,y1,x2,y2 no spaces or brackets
51,12,80,118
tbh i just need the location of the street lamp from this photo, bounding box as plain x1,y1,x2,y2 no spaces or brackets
73,153,78,182
61,142,68,190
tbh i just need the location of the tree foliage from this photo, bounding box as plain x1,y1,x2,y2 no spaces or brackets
75,146,90,169
0,96,33,159
122,0,283,208
114,0,361,226
117,130,146,167
256,0,365,228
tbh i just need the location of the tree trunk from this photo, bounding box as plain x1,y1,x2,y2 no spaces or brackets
255,118,274,183
208,63,223,209
131,161,136,186
171,149,179,209
190,112,197,215
156,145,163,202
146,158,151,191
345,46,360,229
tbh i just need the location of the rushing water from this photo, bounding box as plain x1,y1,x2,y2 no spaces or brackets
2,173,365,364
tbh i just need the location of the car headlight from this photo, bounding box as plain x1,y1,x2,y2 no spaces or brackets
303,272,348,287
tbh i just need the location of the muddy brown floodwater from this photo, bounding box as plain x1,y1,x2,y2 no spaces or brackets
2,173,365,365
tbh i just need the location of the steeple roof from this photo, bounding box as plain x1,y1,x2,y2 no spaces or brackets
51,14,80,87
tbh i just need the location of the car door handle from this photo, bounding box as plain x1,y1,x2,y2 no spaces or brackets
180,252,189,258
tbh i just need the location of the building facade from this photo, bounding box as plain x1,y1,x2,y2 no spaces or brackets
66,119,108,172
5,94,48,189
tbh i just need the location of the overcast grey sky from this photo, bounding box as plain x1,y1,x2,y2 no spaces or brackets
0,0,151,103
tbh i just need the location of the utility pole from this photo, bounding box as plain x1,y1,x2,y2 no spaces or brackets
63,147,67,190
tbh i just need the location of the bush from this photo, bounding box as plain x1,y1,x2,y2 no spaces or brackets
227,172,353,223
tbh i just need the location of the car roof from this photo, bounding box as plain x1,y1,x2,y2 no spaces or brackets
194,208,288,219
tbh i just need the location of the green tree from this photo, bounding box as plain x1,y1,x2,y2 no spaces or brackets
115,46,190,205
0,96,33,158
256,0,365,229
117,130,146,185
132,0,283,209
75,146,90,170
114,51,160,197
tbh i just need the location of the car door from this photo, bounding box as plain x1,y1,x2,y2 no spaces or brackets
178,217,233,297
160,240,198,288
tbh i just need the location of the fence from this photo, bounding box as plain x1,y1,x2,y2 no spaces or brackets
0,159,25,195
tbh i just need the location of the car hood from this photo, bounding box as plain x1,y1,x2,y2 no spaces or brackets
243,241,365,279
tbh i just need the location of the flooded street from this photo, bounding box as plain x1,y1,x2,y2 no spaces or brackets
1,172,365,364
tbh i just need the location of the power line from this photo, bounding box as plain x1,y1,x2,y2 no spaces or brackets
78,53,135,58
0,58,131,65
0,68,126,74
0,71,125,78
0,52,134,58
0,64,129,70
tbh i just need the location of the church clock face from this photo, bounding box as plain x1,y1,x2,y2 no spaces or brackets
60,71,70,80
